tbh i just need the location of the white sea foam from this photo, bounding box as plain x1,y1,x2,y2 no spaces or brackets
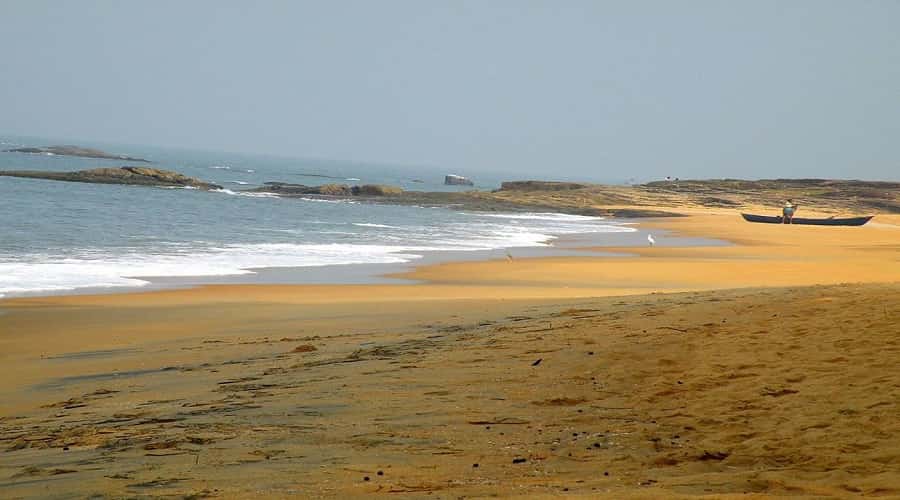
346,177,361,181
299,197,359,204
353,223,402,229
229,181,250,185
239,192,280,199
0,243,425,296
212,188,280,199
209,165,231,170
469,212,604,222
1,199,635,296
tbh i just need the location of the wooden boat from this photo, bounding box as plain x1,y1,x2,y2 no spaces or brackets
741,213,873,226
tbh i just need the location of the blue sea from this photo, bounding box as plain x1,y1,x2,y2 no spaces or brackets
0,135,635,297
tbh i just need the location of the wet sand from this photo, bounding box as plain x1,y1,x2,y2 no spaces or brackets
1,212,898,498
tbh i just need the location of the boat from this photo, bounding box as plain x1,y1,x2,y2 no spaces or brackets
741,213,874,226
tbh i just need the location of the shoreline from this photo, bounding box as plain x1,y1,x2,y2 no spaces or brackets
1,211,898,497
0,218,726,299
2,211,897,305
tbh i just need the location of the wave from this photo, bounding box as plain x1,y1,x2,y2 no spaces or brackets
0,243,427,296
212,188,280,199
209,165,231,170
228,181,250,185
346,177,361,181
0,216,619,295
0,194,635,296
298,197,359,204
241,192,280,198
469,212,605,222
352,223,402,229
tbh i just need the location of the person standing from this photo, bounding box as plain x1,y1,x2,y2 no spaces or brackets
782,199,798,224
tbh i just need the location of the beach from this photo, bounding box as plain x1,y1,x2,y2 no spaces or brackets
1,212,898,498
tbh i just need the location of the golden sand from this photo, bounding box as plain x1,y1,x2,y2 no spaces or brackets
0,212,898,498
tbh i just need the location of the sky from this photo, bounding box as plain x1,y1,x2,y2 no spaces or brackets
2,1,898,181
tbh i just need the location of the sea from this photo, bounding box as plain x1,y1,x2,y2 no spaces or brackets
0,135,638,298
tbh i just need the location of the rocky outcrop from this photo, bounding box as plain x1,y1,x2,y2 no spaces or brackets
4,145,150,162
445,174,474,186
641,178,900,213
250,182,403,197
0,167,221,189
253,182,322,195
250,180,678,216
353,184,402,196
317,183,354,196
499,181,587,191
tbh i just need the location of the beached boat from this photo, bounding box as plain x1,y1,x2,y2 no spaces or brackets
741,213,874,226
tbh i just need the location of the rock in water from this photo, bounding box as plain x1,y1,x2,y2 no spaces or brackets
3,145,151,162
248,182,403,197
445,174,474,186
0,166,221,189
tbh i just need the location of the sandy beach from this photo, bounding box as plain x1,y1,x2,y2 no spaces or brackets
1,212,898,498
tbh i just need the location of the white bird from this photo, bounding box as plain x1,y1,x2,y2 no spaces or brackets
647,234,656,246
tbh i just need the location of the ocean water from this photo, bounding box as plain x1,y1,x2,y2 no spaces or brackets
0,135,635,297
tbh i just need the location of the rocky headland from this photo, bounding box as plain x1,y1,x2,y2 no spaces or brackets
246,180,679,217
3,145,150,163
0,167,221,190
248,178,899,217
2,165,896,217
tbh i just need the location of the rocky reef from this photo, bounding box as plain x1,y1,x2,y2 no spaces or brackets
3,145,150,163
3,165,893,218
0,166,221,189
250,182,403,196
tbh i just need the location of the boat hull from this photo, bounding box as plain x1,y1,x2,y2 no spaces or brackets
741,213,873,226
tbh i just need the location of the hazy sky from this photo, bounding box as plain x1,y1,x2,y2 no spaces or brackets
2,1,898,180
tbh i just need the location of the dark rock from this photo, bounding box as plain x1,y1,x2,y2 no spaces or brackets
445,174,474,186
4,145,150,162
255,182,322,195
698,450,730,461
249,182,403,197
0,166,220,189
